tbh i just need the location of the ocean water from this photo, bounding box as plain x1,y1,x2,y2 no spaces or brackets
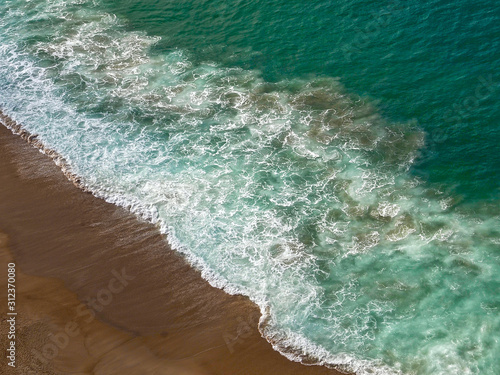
0,0,499,374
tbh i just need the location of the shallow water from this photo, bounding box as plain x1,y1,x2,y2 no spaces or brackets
0,1,499,374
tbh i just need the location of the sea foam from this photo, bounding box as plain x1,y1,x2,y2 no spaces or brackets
0,1,499,374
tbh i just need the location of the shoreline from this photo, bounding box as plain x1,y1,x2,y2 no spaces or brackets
0,116,344,374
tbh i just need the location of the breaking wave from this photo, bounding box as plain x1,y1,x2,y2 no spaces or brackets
0,1,499,374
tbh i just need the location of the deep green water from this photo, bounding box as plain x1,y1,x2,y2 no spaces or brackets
0,0,499,374
104,0,500,201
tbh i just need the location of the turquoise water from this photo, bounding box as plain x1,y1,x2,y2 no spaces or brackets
0,0,499,374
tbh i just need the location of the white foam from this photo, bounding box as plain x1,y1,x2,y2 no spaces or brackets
1,1,498,374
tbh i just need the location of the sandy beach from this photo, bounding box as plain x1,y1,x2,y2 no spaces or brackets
0,121,344,374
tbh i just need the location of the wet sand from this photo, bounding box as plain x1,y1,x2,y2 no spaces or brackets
0,121,344,374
